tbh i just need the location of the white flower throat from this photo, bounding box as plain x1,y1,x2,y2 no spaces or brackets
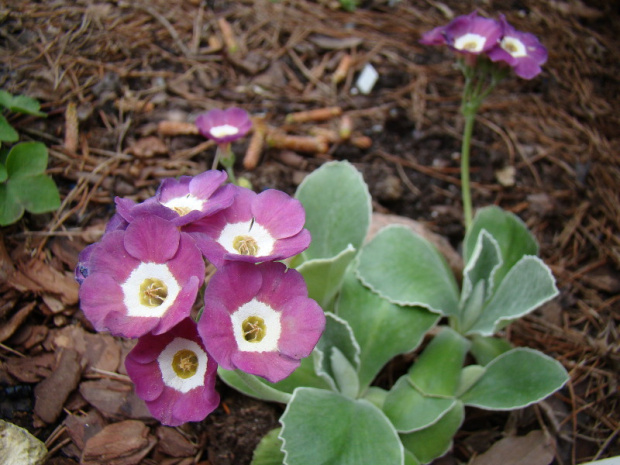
218,219,275,257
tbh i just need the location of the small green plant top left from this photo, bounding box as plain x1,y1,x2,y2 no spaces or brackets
0,90,60,226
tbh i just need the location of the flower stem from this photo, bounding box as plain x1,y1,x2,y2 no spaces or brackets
235,369,292,404
214,144,237,185
460,105,477,230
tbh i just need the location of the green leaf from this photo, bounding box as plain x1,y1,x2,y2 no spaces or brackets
295,160,371,260
356,225,460,316
217,368,294,404
10,175,60,214
0,182,24,226
252,428,285,465
217,353,330,401
0,163,7,183
383,376,456,433
0,91,12,108
470,335,513,366
459,348,568,410
0,115,19,142
336,269,439,389
464,206,538,286
280,387,404,465
296,244,357,310
408,327,470,397
461,230,502,304
331,347,360,398
314,312,360,391
6,142,48,178
399,401,465,464
455,365,486,398
464,256,559,336
7,94,46,117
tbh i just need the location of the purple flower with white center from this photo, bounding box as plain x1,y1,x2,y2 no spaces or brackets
486,15,548,80
419,25,448,46
443,11,502,55
195,108,252,145
78,215,205,338
198,261,325,383
155,170,235,226
184,185,311,267
125,318,219,426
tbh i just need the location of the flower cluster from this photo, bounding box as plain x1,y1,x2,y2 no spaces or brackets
76,165,325,426
421,11,547,79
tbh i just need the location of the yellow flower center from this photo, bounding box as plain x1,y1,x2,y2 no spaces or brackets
171,349,199,379
242,316,266,342
139,278,168,307
233,235,259,256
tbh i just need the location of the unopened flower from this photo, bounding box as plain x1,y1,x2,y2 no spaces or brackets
125,318,219,426
198,261,325,383
155,170,235,225
78,215,204,338
195,108,252,145
185,186,311,267
425,11,502,55
486,15,547,79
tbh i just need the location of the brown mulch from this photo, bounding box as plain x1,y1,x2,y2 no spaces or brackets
0,1,618,464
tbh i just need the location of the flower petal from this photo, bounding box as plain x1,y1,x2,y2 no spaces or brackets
278,296,326,359
124,215,180,263
231,351,300,384
252,189,306,238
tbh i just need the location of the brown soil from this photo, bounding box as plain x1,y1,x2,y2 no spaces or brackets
1,1,618,464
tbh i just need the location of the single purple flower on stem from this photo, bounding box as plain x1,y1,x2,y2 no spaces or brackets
185,186,311,267
198,261,325,383
155,170,235,226
486,15,548,79
125,318,220,426
195,108,252,145
78,215,205,338
443,11,502,54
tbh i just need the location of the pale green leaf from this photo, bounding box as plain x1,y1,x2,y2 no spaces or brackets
400,401,465,464
470,335,513,366
383,376,455,433
459,348,569,410
408,327,470,397
336,269,438,389
464,206,538,286
296,244,356,309
252,428,285,465
331,347,360,398
280,387,404,465
465,256,559,336
314,312,360,391
356,225,460,315
461,230,502,304
295,160,371,260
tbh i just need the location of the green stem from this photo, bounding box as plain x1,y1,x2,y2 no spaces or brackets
214,144,237,185
460,106,476,230
235,369,292,404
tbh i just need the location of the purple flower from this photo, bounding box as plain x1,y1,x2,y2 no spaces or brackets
486,15,547,79
155,170,235,226
75,242,98,285
420,25,448,46
125,318,219,426
78,215,205,338
184,186,311,267
198,261,325,383
195,108,252,145
423,11,502,55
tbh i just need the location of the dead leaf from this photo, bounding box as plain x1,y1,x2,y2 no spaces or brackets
495,165,516,187
81,420,156,465
19,259,79,305
63,409,106,451
126,136,168,158
51,325,121,372
34,348,83,424
79,378,152,421
156,426,199,458
469,430,555,465
0,301,37,343
5,352,55,383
